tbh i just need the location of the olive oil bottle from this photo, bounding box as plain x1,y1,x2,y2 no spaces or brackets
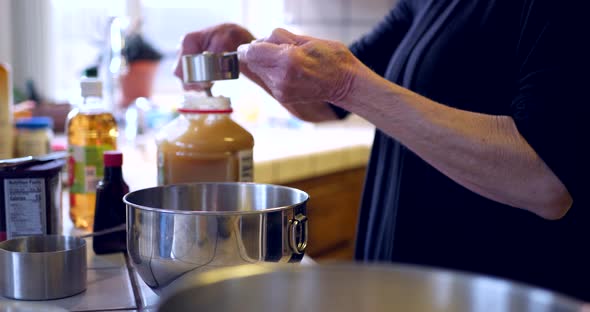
66,78,118,229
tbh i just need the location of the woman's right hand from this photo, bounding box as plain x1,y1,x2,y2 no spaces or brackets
174,23,255,91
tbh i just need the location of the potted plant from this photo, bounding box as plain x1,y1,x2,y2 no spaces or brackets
119,33,163,109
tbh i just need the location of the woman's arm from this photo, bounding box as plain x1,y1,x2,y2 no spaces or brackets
340,66,572,220
239,28,573,220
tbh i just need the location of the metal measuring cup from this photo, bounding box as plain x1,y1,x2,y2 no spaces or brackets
0,225,126,300
181,51,239,96
0,235,86,300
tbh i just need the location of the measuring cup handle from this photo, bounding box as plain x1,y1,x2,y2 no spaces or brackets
78,224,126,239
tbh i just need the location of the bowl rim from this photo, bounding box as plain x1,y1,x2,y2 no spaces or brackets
122,182,309,215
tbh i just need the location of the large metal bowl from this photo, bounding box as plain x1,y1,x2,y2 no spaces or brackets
156,263,585,312
123,182,309,293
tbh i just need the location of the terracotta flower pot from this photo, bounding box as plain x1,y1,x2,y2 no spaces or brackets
119,60,159,109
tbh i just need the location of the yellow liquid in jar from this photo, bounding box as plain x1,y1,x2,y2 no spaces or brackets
67,111,117,230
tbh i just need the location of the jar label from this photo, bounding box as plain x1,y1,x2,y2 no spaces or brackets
69,145,113,194
238,150,254,182
3,178,47,239
157,149,254,184
16,130,51,157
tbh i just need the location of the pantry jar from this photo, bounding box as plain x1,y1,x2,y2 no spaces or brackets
155,93,254,185
14,116,54,157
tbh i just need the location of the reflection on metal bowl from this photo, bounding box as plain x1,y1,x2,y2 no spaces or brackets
123,182,309,294
156,263,584,312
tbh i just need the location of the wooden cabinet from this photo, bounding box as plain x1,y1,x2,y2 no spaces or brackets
285,166,366,261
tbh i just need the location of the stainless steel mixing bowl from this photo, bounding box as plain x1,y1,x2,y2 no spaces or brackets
156,263,585,312
123,182,309,293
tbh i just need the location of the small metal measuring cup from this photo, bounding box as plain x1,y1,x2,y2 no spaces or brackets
0,224,126,300
0,235,86,300
181,51,239,96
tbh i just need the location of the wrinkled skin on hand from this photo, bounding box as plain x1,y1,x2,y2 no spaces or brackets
174,23,255,91
237,28,359,119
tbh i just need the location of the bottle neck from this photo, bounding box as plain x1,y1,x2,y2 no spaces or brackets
104,166,123,181
83,96,103,104
80,96,106,112
183,111,232,121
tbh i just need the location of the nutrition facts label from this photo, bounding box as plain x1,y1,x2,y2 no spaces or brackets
3,178,46,239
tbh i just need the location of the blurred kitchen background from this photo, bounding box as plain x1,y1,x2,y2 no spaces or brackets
0,0,395,261
0,0,395,130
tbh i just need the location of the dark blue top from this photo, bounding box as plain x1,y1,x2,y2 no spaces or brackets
339,0,589,301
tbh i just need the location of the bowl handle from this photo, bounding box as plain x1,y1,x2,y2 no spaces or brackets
289,213,308,254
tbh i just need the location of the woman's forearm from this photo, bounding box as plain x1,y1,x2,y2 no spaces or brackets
339,67,572,219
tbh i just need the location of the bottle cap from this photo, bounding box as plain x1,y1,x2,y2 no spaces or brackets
179,92,232,113
80,78,103,97
104,151,123,167
15,116,53,129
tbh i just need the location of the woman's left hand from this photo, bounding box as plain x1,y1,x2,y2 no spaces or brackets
237,28,361,120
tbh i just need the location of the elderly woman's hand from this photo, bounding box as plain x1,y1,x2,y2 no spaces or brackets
174,23,255,91
237,28,361,120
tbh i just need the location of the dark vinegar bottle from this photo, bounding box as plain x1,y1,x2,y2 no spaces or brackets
93,151,129,254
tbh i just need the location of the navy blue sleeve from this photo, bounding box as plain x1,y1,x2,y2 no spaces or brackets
331,0,415,119
349,0,414,76
510,0,587,201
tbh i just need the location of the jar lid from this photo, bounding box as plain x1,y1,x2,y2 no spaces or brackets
104,151,123,167
15,116,53,129
179,92,232,114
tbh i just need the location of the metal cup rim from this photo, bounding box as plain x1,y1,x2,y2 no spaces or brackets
0,235,87,255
